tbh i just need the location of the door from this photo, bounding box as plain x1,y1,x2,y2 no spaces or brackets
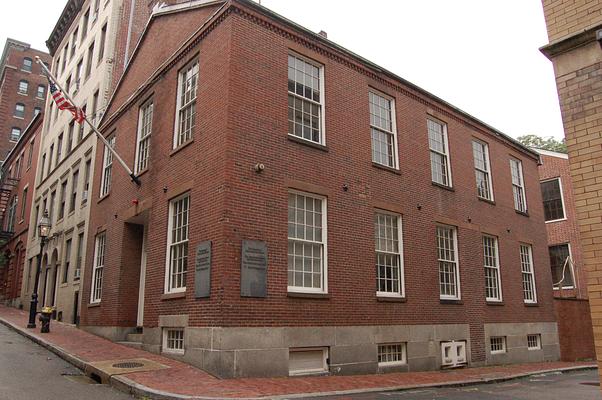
73,291,79,325
136,227,147,327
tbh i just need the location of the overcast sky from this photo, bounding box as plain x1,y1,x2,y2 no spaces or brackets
0,0,564,140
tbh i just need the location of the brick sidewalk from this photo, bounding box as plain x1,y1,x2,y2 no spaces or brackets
0,305,596,399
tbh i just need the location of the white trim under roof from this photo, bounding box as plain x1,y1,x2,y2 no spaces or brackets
152,0,224,16
532,148,569,159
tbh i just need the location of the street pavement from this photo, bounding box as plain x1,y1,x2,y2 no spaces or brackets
0,323,133,400
308,369,602,400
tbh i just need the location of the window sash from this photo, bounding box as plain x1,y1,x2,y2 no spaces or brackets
490,337,506,353
437,226,460,299
520,244,537,302
174,61,198,148
549,244,573,289
370,92,396,168
135,101,153,173
510,159,527,212
541,179,565,221
91,233,105,303
100,137,115,196
472,141,493,200
483,236,502,301
166,195,190,292
377,343,406,365
375,212,403,296
428,119,451,186
288,54,323,144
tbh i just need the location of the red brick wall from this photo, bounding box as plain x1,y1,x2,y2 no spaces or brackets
554,298,596,360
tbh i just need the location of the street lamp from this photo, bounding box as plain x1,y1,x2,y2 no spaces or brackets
27,210,51,329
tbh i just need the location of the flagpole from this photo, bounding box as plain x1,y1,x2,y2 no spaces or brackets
35,56,141,186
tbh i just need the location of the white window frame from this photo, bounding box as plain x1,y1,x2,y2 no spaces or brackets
436,225,461,300
375,210,404,298
472,140,494,201
90,232,106,304
369,89,398,169
287,52,326,145
541,177,567,223
164,193,190,293
483,235,502,302
377,343,407,367
288,347,329,376
527,334,541,350
428,117,452,187
521,243,538,303
510,158,527,213
287,190,328,294
173,59,198,148
162,328,185,355
550,243,575,290
490,336,506,354
441,340,467,367
99,136,115,197
134,99,153,173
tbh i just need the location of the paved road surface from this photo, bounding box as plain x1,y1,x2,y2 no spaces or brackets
0,323,133,400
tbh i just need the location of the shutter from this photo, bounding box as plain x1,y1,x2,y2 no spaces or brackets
289,348,327,375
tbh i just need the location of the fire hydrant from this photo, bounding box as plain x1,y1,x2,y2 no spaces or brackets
39,306,53,333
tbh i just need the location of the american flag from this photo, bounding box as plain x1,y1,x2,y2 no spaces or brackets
48,79,85,124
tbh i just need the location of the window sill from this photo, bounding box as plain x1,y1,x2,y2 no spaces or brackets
287,291,330,299
515,210,529,217
377,295,406,303
135,168,149,179
161,291,186,300
287,134,328,152
14,116,24,120
88,302,101,308
524,302,539,307
486,301,504,306
477,197,496,205
17,92,28,96
440,299,463,305
170,139,194,157
545,218,567,224
60,282,68,288
97,192,110,204
372,162,401,175
432,181,454,192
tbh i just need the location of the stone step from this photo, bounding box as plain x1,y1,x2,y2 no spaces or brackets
117,341,143,350
126,333,143,342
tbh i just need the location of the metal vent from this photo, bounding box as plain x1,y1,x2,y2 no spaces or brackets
111,362,144,369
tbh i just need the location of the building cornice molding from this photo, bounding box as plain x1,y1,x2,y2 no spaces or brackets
46,0,84,56
540,23,602,59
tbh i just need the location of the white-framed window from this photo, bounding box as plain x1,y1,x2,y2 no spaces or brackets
135,99,153,173
436,225,460,299
18,80,28,94
472,140,494,200
287,191,327,293
22,57,32,72
375,211,404,297
527,334,541,350
6,195,17,232
370,91,397,168
483,235,502,302
490,336,506,354
162,328,185,354
510,158,527,213
14,103,25,118
36,85,45,99
289,347,329,376
75,232,84,280
287,53,324,144
165,194,190,293
10,127,21,142
174,60,198,148
541,178,565,222
62,238,72,283
90,232,106,303
428,118,451,186
549,243,574,289
521,244,538,303
100,136,115,197
377,343,407,366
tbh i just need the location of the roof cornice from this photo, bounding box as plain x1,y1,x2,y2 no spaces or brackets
46,0,84,56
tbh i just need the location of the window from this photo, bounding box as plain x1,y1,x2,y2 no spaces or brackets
34,107,41,116
62,238,72,283
82,9,90,39
91,232,105,303
135,100,153,173
91,90,99,124
49,190,56,224
100,136,115,197
71,28,78,59
85,42,94,79
56,133,63,164
70,169,79,213
377,343,407,366
510,159,527,213
93,0,100,18
98,23,107,63
549,244,573,289
40,153,46,180
62,45,68,71
10,128,21,142
14,103,25,118
490,337,506,354
288,191,327,293
527,334,541,350
162,328,185,354
22,57,32,72
33,205,39,239
287,54,324,144
166,194,190,292
59,180,68,220
375,212,403,297
289,348,329,376
78,104,87,140
49,144,54,172
541,178,565,222
483,235,502,302
56,56,61,76
6,195,17,232
27,140,34,168
472,140,493,200
436,225,460,299
521,244,537,303
36,85,45,99
75,232,84,280
75,59,83,90
428,118,451,186
20,188,27,221
18,80,28,94
174,60,198,147
370,91,397,168
67,121,74,153
83,158,91,204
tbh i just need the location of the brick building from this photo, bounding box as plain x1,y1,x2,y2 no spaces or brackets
81,0,559,378
0,39,50,161
540,0,602,374
0,113,42,305
536,148,595,361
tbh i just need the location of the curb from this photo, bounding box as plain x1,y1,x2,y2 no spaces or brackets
0,316,597,400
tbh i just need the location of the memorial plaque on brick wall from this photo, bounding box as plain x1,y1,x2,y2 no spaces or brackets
194,241,211,298
241,240,267,297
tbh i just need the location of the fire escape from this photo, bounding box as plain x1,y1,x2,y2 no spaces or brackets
0,168,19,241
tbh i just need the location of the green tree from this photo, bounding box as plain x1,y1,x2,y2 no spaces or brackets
517,134,567,153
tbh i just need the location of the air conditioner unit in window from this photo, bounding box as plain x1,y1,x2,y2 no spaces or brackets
82,190,88,202
74,269,81,279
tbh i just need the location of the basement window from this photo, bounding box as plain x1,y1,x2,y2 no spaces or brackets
490,336,506,354
289,347,329,376
162,328,185,355
377,343,407,366
527,334,541,350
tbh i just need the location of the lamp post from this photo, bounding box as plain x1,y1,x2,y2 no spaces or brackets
27,210,51,329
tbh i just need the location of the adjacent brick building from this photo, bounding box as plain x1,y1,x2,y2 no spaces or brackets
0,39,50,160
81,0,560,378
540,0,602,374
0,113,42,305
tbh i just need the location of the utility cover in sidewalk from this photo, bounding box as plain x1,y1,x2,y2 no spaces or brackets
87,358,168,377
